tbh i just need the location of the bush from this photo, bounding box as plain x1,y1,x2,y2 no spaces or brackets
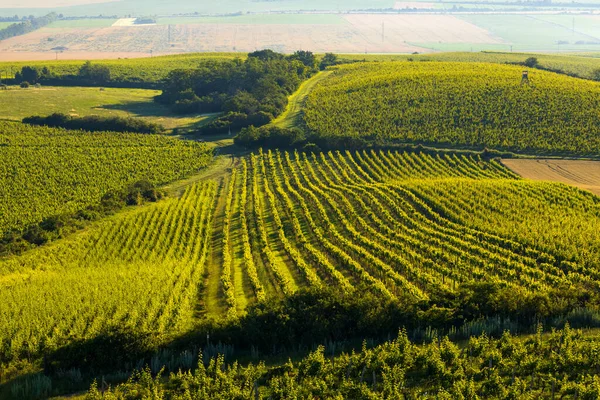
523,57,539,68
200,111,274,135
20,81,30,88
235,125,306,148
124,180,164,206
1,180,164,257
43,326,160,374
319,53,339,70
23,113,164,134
78,61,111,84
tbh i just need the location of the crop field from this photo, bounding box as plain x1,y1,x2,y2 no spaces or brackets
503,159,600,196
338,51,600,80
3,13,600,58
0,121,211,234
4,148,600,369
0,14,503,56
304,61,600,154
0,86,208,130
458,15,600,52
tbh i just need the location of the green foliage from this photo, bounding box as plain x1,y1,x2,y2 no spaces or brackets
0,182,217,366
0,121,211,234
156,51,314,133
92,326,600,399
44,326,160,375
14,65,53,84
523,57,539,68
304,62,600,155
23,113,165,134
78,61,111,84
320,53,339,70
0,53,241,87
5,147,600,392
235,125,306,148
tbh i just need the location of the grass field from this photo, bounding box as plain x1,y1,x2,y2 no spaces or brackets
0,22,13,29
0,86,209,131
5,13,600,57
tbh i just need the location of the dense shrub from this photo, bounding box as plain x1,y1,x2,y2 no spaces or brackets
157,51,316,133
43,326,160,375
78,61,111,84
0,180,165,256
23,113,164,134
234,125,306,148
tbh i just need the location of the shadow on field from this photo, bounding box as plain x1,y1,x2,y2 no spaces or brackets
101,101,221,133
100,101,174,118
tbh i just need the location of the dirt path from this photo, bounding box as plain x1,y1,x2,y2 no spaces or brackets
502,159,600,196
272,70,332,129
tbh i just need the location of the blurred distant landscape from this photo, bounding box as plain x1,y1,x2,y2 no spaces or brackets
1,0,600,60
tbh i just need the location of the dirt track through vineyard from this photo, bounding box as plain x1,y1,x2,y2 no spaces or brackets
502,159,600,196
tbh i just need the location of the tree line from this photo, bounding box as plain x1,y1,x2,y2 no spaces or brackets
23,113,164,134
0,13,58,41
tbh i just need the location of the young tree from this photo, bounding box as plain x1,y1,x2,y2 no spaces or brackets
15,66,41,84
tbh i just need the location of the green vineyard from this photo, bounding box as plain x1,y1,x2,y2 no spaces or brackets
304,62,600,154
1,182,217,362
0,121,211,234
4,149,600,369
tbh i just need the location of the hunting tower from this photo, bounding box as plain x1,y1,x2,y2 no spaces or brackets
521,70,530,86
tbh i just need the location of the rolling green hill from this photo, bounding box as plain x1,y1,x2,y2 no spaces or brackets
304,61,600,155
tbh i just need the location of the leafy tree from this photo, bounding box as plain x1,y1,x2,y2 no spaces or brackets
290,50,317,70
248,49,284,61
78,61,111,83
524,57,539,68
319,53,339,70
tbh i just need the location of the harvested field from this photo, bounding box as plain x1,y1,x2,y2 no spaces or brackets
0,14,500,56
502,159,600,196
342,14,503,45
